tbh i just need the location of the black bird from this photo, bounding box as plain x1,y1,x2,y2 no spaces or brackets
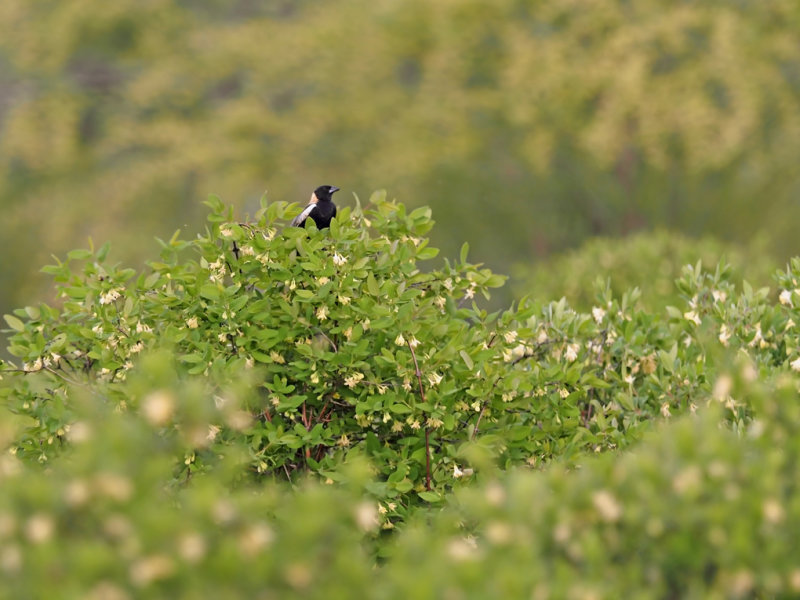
291,185,339,229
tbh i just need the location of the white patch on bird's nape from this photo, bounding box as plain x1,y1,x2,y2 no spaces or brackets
310,192,319,204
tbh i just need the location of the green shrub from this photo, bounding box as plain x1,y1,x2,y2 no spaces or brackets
4,199,800,512
0,353,799,598
513,230,774,312
3,199,800,596
388,366,800,599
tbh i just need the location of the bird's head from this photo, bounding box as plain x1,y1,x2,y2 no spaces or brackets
312,185,340,203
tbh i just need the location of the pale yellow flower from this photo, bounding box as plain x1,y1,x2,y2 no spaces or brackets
684,310,701,326
426,417,443,429
565,343,580,363
719,324,732,346
99,289,121,305
344,372,365,388
427,372,443,387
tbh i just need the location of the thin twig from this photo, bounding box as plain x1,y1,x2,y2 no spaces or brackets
315,329,338,352
112,303,130,338
472,405,487,441
261,408,272,423
50,366,87,387
406,340,432,491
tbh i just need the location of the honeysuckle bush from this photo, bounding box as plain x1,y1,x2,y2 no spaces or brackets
1,193,593,509
3,194,800,516
4,195,800,595
1,356,799,598
512,230,773,312
388,366,800,599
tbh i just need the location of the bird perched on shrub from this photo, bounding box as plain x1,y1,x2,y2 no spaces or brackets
291,185,339,229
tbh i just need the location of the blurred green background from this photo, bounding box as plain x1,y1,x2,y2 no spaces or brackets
2,0,799,324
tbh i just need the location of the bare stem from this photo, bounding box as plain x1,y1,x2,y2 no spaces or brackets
315,329,338,352
406,340,432,491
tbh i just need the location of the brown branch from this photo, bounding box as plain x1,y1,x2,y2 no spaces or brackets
406,340,432,491
472,405,487,441
317,401,331,423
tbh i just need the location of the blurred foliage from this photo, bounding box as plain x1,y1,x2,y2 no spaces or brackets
2,0,800,328
1,335,800,596
513,230,776,312
392,371,800,599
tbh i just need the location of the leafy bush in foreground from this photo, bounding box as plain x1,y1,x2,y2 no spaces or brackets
0,357,798,598
389,366,800,599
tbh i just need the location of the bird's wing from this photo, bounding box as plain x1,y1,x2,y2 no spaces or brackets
291,203,317,227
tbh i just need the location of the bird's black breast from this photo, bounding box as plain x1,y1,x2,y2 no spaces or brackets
310,202,336,229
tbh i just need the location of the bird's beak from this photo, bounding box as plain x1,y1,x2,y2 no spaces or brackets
330,186,340,194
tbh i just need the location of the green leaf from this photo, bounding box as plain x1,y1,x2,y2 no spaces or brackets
67,249,92,260
460,242,469,264
581,375,611,389
367,273,380,296
417,247,439,260
96,242,111,263
459,350,474,370
417,491,442,503
3,314,25,331
199,284,220,300
485,274,507,288
144,272,161,289
394,480,413,493
665,306,683,320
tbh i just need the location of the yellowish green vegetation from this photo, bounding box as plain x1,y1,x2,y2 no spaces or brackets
2,1,800,597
